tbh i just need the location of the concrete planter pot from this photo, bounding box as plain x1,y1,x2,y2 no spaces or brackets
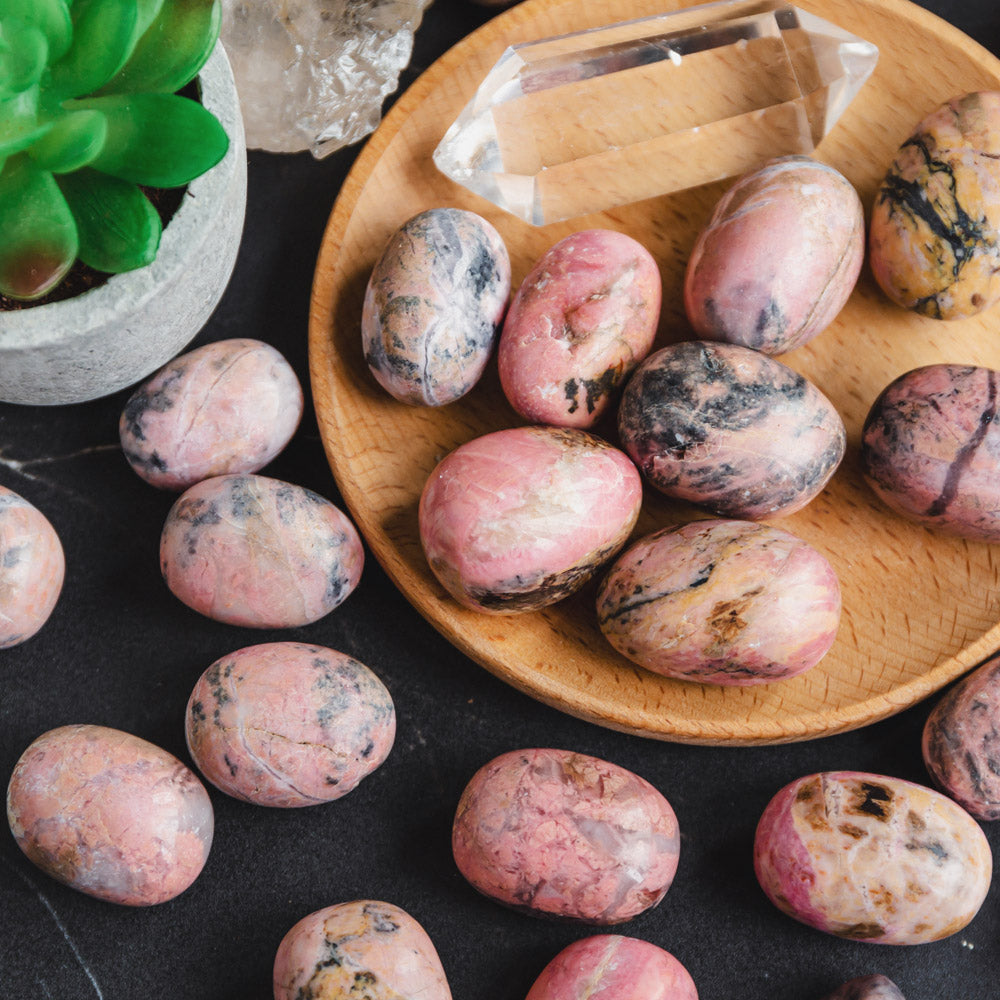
0,43,248,406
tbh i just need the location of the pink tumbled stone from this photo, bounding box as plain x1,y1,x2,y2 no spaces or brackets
6,725,213,906
160,474,363,628
822,976,905,1000
0,485,64,648
273,900,452,1000
120,338,303,490
685,156,863,355
753,771,992,944
419,426,641,613
596,520,841,686
498,229,661,427
526,936,698,1000
452,748,680,924
186,642,395,808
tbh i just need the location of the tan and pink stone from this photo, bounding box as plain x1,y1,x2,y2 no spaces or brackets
618,341,845,520
596,519,841,686
160,473,363,628
452,748,680,924
272,900,451,1000
923,652,1000,820
861,364,1000,541
6,725,213,906
0,485,64,648
419,426,641,613
525,935,698,1000
822,977,906,1000
685,156,864,355
186,642,395,808
120,338,303,491
753,771,992,944
498,229,661,428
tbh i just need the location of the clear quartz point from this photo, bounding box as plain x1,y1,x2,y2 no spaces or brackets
433,0,878,225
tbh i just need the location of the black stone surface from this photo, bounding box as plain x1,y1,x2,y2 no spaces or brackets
1,2,999,998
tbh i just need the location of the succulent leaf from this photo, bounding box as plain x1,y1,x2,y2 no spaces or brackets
0,155,78,300
0,20,49,100
74,93,228,187
0,88,52,159
48,0,139,98
0,0,73,62
57,167,160,272
98,0,221,95
28,108,106,172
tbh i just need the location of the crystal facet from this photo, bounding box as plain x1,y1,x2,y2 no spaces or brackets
220,0,432,157
433,0,879,225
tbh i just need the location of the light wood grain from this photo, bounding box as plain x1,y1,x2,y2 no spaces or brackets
309,0,1000,745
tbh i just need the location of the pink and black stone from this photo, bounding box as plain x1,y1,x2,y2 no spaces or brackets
821,977,905,1000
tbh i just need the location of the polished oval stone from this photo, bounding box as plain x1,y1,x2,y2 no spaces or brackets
120,338,304,490
160,474,364,628
525,935,698,1000
686,156,864,355
618,341,844,519
273,899,452,1000
419,426,641,613
452,748,680,924
186,642,395,807
822,976,906,1000
923,652,1000,820
861,363,1000,540
362,207,511,406
753,771,992,944
596,519,841,686
499,229,661,427
870,91,1000,320
7,725,213,906
0,485,64,648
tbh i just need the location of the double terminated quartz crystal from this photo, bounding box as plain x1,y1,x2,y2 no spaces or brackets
434,0,878,225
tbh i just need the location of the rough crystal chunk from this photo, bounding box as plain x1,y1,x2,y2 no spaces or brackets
220,0,432,157
433,0,878,225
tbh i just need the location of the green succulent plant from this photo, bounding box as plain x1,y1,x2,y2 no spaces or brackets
0,0,228,301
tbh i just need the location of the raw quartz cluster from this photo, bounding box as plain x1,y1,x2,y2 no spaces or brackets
220,0,432,156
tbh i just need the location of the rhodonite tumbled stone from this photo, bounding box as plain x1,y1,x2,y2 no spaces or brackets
120,338,303,490
7,725,213,906
452,748,680,924
923,653,1000,820
619,341,844,519
160,474,363,628
273,900,452,1000
525,935,698,1000
0,485,64,648
186,642,395,807
362,207,511,406
419,426,641,613
498,229,661,428
753,771,992,944
822,976,906,1000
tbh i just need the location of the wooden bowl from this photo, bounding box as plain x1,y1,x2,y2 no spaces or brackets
309,0,1000,745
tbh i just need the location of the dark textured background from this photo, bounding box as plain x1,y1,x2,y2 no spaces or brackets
2,1,1000,997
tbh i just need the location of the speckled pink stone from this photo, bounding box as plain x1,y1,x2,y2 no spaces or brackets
419,426,641,613
753,771,992,944
596,520,841,686
273,900,452,1000
498,229,661,427
0,485,64,648
862,364,1000,540
685,156,864,355
120,338,303,490
923,652,1000,820
822,976,905,1000
525,935,698,1000
160,474,363,628
186,642,395,808
6,725,213,906
452,748,680,924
